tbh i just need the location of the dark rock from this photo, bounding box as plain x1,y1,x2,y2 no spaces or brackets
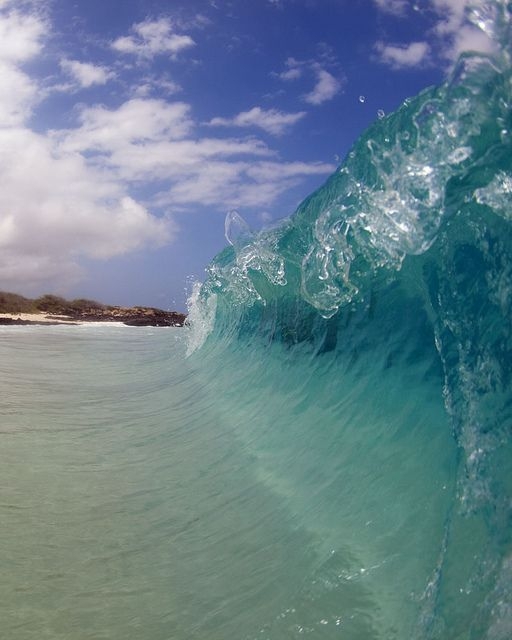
0,317,77,326
67,307,187,327
0,291,187,327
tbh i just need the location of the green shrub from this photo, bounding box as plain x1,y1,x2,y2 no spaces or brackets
0,292,37,313
34,295,70,314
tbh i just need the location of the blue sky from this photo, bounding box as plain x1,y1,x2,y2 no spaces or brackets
0,0,495,310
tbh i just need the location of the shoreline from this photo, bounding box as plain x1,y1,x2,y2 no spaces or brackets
0,312,185,327
0,313,79,326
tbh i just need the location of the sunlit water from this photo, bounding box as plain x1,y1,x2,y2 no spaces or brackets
0,326,317,639
2,2,512,637
0,323,456,640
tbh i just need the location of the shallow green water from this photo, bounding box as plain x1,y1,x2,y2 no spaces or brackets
0,323,457,639
0,326,340,639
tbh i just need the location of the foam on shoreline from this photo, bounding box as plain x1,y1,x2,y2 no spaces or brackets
0,312,79,324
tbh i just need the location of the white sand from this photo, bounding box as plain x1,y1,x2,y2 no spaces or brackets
0,312,78,324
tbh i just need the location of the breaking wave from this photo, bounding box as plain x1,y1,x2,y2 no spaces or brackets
187,2,512,637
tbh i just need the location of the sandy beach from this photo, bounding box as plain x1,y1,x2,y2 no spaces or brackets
0,310,185,327
0,312,78,325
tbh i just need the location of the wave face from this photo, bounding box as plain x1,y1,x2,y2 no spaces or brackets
188,2,512,638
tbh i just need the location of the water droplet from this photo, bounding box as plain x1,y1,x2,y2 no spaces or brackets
358,95,366,103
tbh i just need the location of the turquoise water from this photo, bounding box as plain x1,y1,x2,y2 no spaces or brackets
187,1,512,636
0,321,455,640
2,2,512,637
0,325,317,639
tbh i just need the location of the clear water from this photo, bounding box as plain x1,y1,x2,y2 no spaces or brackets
0,322,455,640
2,2,512,637
0,326,314,639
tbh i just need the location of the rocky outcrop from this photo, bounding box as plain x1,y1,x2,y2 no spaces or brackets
0,292,187,327
67,306,186,327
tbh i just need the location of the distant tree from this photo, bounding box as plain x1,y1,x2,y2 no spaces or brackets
0,292,37,313
35,295,69,314
70,298,106,311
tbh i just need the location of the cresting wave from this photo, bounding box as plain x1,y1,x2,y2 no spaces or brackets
187,1,511,638
190,0,511,328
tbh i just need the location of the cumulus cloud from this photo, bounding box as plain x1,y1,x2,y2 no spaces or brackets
0,8,174,291
0,8,45,62
51,95,332,217
275,58,342,106
0,61,39,125
375,41,430,69
0,126,172,291
303,66,342,105
432,0,496,61
55,98,286,188
0,5,335,294
278,57,303,81
374,0,496,70
0,8,45,125
60,59,115,88
133,76,182,98
373,0,408,15
112,18,195,58
58,99,195,154
446,24,496,59
208,106,307,136
157,159,334,209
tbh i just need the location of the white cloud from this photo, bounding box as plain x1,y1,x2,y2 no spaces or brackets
108,137,273,183
0,5,335,294
280,67,302,81
0,8,45,62
112,18,195,58
431,0,468,34
52,97,334,212
55,98,275,186
374,0,496,70
60,59,115,88
158,159,334,209
208,106,307,135
58,99,194,154
133,77,182,98
245,161,334,182
274,57,342,106
0,8,45,125
373,0,408,15
432,0,496,61
447,24,496,59
0,61,38,125
303,66,341,105
278,57,303,80
0,8,175,292
52,96,334,212
375,41,430,69
0,127,173,291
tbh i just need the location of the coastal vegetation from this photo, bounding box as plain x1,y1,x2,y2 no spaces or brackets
0,292,186,326
0,292,106,315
